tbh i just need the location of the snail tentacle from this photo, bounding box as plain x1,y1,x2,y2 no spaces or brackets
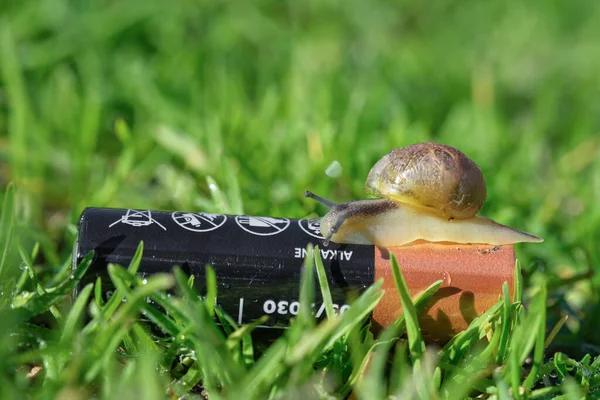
304,191,344,246
304,191,337,209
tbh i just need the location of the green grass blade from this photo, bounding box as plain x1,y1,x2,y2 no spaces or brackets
388,342,409,395
226,315,269,347
85,268,174,382
130,322,159,354
560,377,585,399
440,301,503,367
505,284,548,395
441,347,494,400
94,277,104,307
545,315,568,349
231,338,288,399
513,260,522,304
286,281,386,367
0,182,16,287
13,250,93,319
60,283,93,344
357,278,443,397
173,266,199,303
17,243,62,320
0,21,30,180
323,280,385,349
148,290,189,325
175,360,204,394
224,159,244,215
214,305,237,336
140,302,181,337
205,265,217,317
295,243,316,330
313,245,335,320
172,268,245,393
101,240,144,319
523,284,548,389
496,282,512,363
206,176,230,213
390,254,425,361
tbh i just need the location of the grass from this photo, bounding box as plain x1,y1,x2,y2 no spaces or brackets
1,0,600,398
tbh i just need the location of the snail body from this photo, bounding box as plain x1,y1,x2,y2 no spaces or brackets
306,142,543,247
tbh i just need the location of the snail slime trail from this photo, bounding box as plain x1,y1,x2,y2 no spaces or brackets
75,207,519,341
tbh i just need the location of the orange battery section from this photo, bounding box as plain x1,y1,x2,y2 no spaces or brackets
372,242,515,340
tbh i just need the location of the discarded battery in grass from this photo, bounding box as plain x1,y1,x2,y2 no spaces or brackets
74,207,524,340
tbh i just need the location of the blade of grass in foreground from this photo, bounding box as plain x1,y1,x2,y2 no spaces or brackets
523,284,548,389
390,253,426,361
231,280,384,399
322,280,385,350
84,267,174,383
101,240,144,320
0,182,16,289
513,260,522,304
439,301,504,368
60,283,93,344
506,284,547,395
294,243,316,331
496,282,513,363
171,267,246,396
313,245,335,320
18,243,62,320
11,251,94,320
284,244,318,388
354,277,443,399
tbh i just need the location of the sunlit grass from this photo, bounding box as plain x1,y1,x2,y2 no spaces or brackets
1,0,599,398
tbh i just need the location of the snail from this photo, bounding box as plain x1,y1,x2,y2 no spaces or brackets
305,142,543,247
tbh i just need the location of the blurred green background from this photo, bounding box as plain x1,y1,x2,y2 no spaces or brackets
1,0,599,348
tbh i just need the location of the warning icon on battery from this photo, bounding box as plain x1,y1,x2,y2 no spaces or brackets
298,219,325,239
235,216,290,236
172,212,227,233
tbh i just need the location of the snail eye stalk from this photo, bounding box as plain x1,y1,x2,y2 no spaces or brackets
322,216,346,247
305,191,345,247
304,191,338,209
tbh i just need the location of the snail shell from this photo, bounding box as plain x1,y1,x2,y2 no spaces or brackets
365,143,486,219
305,142,543,247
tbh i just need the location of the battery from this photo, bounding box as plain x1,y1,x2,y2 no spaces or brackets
74,207,375,328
